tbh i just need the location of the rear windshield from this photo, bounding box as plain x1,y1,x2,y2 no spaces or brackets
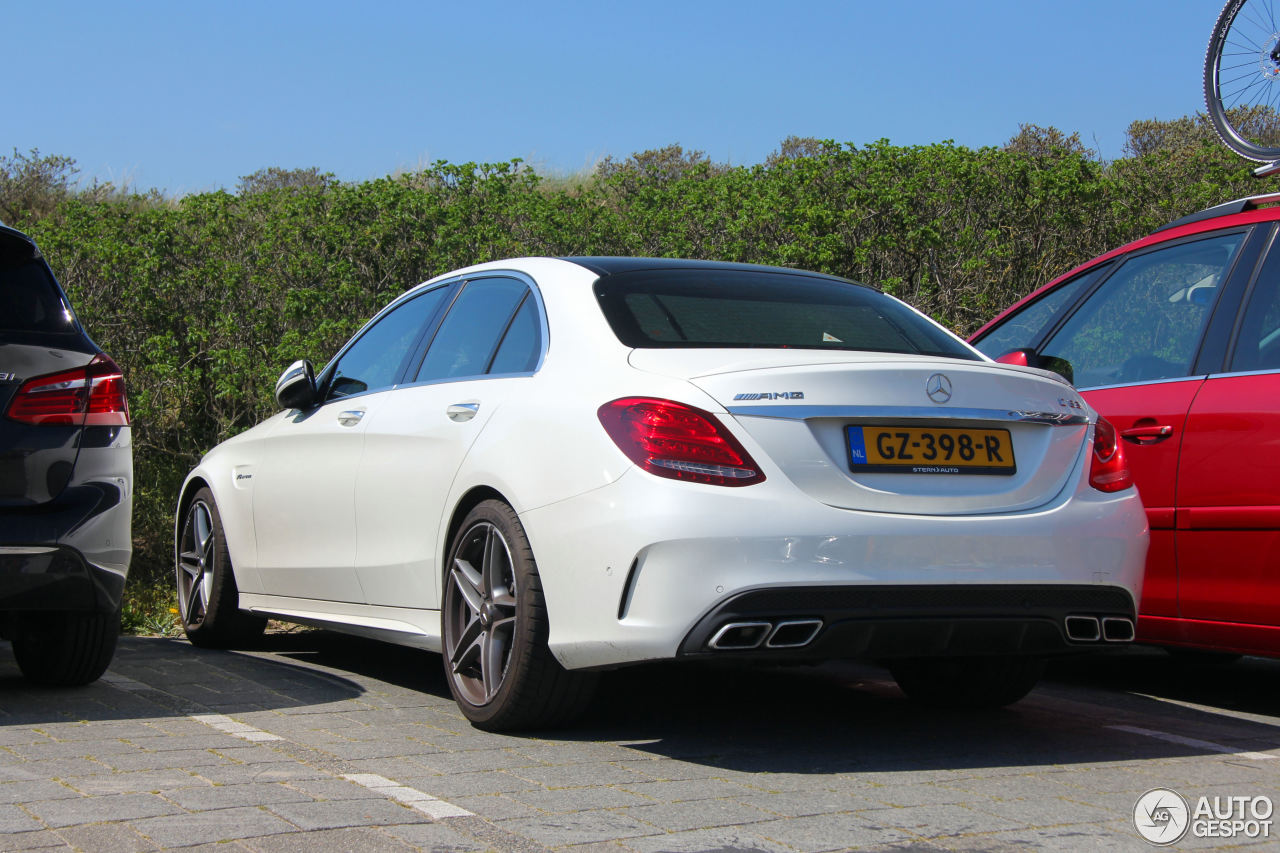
594,269,979,359
1,249,77,335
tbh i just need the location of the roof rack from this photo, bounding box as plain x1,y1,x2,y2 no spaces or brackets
1157,193,1280,232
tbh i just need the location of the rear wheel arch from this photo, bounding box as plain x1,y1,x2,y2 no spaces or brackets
443,486,512,590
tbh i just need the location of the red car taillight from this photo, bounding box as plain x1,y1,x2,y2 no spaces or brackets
1088,416,1131,493
5,354,130,427
598,397,765,487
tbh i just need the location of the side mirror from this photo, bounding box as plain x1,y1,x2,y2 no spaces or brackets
275,359,317,410
995,349,1074,385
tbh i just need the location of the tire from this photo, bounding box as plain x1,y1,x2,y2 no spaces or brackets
889,656,1044,709
176,488,266,649
11,607,121,686
441,500,596,731
1204,0,1280,162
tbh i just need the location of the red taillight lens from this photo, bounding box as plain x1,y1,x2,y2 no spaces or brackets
1088,416,1131,493
5,354,130,427
598,397,765,487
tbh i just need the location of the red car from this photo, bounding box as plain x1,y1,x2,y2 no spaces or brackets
971,193,1280,659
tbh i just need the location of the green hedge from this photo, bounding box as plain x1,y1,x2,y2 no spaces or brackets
8,136,1260,583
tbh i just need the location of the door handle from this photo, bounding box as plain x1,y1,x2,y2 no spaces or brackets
447,402,480,422
337,410,366,427
1120,424,1173,445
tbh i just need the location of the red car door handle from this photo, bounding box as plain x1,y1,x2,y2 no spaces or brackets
1120,424,1173,445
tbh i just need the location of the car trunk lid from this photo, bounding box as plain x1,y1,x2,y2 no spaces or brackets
630,349,1092,515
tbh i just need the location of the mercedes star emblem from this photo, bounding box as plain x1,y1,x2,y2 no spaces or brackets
926,373,952,403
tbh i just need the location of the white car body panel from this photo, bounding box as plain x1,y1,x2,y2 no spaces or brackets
177,256,1148,675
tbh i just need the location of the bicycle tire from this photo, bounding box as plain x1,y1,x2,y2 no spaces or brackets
1205,0,1280,162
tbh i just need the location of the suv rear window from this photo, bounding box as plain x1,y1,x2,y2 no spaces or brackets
594,269,979,359
1,244,76,335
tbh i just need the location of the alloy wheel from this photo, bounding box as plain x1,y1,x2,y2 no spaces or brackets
445,521,518,706
177,501,215,627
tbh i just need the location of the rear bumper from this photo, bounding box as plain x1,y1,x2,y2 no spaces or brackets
0,472,132,617
679,584,1137,660
0,545,125,615
522,466,1148,670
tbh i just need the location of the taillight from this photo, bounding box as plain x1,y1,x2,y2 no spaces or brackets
598,397,765,487
5,354,130,427
1088,416,1131,493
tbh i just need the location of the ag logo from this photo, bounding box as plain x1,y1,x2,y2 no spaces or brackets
925,373,952,404
1134,788,1190,845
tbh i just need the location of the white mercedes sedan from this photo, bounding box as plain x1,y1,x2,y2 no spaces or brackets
175,257,1147,730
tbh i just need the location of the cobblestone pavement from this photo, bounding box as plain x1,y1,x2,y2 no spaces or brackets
1,633,1277,852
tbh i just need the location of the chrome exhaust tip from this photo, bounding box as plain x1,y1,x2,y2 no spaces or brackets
1102,617,1135,642
708,621,772,650
1064,615,1101,642
766,619,823,648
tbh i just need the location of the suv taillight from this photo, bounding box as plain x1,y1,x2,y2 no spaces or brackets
598,397,765,487
5,354,130,427
1088,417,1131,493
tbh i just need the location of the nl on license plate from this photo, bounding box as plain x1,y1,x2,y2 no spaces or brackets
846,426,1016,475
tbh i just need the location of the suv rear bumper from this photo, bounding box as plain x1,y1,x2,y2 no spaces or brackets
0,545,125,615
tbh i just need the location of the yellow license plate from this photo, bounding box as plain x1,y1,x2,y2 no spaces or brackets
847,426,1016,475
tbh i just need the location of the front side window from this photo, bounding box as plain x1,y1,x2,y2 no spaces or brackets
973,266,1104,359
1230,246,1280,373
1038,234,1244,388
594,270,979,360
326,286,449,399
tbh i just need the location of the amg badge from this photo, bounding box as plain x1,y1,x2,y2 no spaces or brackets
732,391,805,401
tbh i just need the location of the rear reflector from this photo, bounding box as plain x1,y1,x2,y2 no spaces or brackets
5,354,130,427
598,397,765,487
1088,416,1131,493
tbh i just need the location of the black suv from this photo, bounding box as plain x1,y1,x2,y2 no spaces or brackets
1,222,131,685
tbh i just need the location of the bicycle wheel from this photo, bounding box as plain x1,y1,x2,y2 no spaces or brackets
1205,0,1280,162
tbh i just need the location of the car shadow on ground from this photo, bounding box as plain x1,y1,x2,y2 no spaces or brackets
0,634,370,725
244,630,1280,775
3,633,1276,779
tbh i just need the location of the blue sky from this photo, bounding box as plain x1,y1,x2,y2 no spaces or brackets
10,0,1213,195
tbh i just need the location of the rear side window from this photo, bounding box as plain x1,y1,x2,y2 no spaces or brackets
594,270,979,360
415,277,531,382
1,258,77,335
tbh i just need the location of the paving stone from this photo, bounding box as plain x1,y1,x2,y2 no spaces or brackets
194,761,330,785
511,785,650,813
54,822,159,852
0,828,72,851
65,769,206,795
752,813,924,852
165,782,316,810
264,798,430,830
99,748,232,772
0,803,46,834
381,820,502,851
504,761,650,791
624,827,795,853
406,769,541,797
0,779,80,804
495,810,659,846
240,826,419,851
25,792,182,828
282,777,385,801
447,793,546,820
618,778,757,803
130,805,298,847
624,798,776,832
